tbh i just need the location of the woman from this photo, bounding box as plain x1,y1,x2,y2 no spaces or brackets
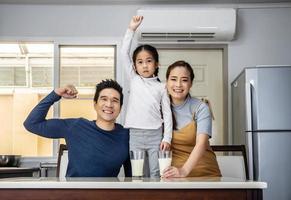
163,60,221,178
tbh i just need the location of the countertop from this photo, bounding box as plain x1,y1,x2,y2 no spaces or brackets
0,167,40,178
0,167,40,173
0,177,267,189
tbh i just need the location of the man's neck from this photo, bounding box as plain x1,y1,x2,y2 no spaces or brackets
95,119,115,131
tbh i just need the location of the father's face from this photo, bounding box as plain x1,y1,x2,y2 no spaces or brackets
94,88,121,123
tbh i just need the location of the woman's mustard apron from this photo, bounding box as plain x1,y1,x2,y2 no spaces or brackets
171,118,221,177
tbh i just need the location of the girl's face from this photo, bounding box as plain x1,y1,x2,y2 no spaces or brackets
166,66,193,105
134,50,158,78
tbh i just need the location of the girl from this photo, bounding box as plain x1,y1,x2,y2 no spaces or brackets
121,16,172,178
163,60,221,178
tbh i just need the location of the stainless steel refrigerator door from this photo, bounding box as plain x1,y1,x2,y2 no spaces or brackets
232,66,291,180
232,71,255,179
253,131,291,200
246,66,291,131
232,70,247,145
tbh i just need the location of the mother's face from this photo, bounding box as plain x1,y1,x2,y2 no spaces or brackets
166,66,193,105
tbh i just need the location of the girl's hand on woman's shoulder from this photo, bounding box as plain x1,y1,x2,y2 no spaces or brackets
129,15,143,31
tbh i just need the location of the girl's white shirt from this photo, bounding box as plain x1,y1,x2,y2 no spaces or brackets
120,29,172,143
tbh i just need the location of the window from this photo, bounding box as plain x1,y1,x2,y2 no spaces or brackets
0,44,26,87
0,43,53,88
0,43,116,157
60,46,115,87
58,45,115,145
0,43,54,156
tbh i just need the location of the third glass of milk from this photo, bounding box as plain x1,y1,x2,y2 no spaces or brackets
130,150,145,177
158,150,172,176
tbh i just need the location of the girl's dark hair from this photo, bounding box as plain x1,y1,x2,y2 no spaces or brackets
166,60,195,130
132,44,159,77
94,79,123,106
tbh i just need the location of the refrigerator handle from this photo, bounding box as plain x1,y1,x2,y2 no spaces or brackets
245,81,253,131
245,80,255,180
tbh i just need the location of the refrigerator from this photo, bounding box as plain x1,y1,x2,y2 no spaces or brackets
232,66,291,200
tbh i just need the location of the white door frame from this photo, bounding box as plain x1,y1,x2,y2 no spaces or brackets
154,44,229,144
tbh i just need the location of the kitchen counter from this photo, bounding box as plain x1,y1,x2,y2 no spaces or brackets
0,177,266,189
0,177,267,200
0,167,40,178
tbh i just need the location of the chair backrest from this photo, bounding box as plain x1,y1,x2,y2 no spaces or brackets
56,144,125,178
211,145,249,180
56,144,68,178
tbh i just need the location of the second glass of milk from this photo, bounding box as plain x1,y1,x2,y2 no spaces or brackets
158,150,172,176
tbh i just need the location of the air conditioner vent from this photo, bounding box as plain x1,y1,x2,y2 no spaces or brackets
137,8,236,43
141,32,215,40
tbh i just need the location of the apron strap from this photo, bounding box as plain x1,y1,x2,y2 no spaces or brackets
201,98,215,120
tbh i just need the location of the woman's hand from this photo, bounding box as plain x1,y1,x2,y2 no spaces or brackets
129,15,143,31
54,85,78,99
162,166,189,178
163,134,209,178
160,141,171,151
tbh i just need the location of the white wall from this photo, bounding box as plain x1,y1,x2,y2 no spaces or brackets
1,4,291,143
2,4,291,78
0,4,138,38
227,6,291,142
229,7,291,82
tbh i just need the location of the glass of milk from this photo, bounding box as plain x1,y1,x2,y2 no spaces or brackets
158,150,172,177
130,150,145,177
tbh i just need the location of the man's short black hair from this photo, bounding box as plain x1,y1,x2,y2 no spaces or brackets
94,79,123,106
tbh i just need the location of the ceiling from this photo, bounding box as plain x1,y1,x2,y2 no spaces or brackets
0,0,291,5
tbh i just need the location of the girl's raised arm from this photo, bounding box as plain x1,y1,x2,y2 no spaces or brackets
120,16,143,78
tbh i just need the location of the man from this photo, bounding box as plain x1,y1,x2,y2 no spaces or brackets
24,79,131,177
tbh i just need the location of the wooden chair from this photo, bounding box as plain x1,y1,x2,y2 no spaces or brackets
56,144,126,178
56,144,68,178
211,145,249,180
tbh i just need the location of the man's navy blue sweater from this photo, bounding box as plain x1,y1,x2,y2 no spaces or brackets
24,91,131,177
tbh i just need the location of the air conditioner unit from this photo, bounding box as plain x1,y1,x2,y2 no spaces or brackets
136,8,237,43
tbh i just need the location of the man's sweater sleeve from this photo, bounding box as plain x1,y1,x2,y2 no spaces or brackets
23,91,73,139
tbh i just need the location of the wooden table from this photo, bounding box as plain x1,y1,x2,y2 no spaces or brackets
0,177,267,200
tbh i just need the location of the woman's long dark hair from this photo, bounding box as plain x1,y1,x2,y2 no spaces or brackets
166,60,195,130
132,44,160,78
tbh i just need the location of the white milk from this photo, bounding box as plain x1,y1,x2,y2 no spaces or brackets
159,158,172,176
131,159,144,177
